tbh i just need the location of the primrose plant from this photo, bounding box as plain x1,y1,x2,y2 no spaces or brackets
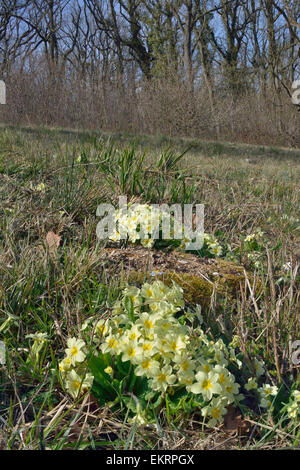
58,279,249,426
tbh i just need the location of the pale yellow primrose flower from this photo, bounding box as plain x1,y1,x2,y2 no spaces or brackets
124,325,142,343
201,397,228,428
178,371,195,386
145,283,167,303
208,242,222,257
65,369,93,398
123,286,142,307
292,390,300,402
245,377,258,391
190,371,222,400
95,319,111,337
135,357,160,377
174,354,195,374
120,342,143,363
59,357,72,374
197,361,213,374
140,283,155,302
260,384,278,398
165,334,188,354
258,384,278,409
254,358,265,377
26,332,48,360
150,300,176,315
139,340,156,357
150,365,177,392
260,397,273,409
136,312,160,332
104,366,113,376
154,318,177,337
110,231,121,242
245,234,256,242
153,339,173,362
112,300,123,316
100,335,121,354
213,365,232,387
287,402,298,419
141,238,154,248
214,349,228,367
222,378,241,404
174,355,196,385
65,337,86,366
287,390,300,418
35,183,46,192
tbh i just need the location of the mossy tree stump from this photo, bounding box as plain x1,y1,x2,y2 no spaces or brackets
101,247,257,308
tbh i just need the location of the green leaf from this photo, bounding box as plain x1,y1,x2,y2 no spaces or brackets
124,296,135,322
88,354,116,401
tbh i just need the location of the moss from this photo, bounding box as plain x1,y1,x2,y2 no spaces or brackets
174,254,256,297
128,270,215,306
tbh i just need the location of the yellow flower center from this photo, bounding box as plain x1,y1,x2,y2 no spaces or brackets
181,361,188,372
143,343,152,351
211,408,221,419
202,379,212,390
158,373,167,383
184,378,192,384
128,347,136,357
108,338,117,348
71,346,78,357
72,380,81,391
219,373,226,384
144,320,153,329
142,360,151,369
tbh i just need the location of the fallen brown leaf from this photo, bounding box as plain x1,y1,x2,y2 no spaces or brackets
38,231,61,256
45,231,61,251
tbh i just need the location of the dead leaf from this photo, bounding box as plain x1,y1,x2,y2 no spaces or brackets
45,231,61,250
38,231,61,256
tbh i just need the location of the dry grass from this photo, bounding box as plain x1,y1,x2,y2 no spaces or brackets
0,126,299,450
